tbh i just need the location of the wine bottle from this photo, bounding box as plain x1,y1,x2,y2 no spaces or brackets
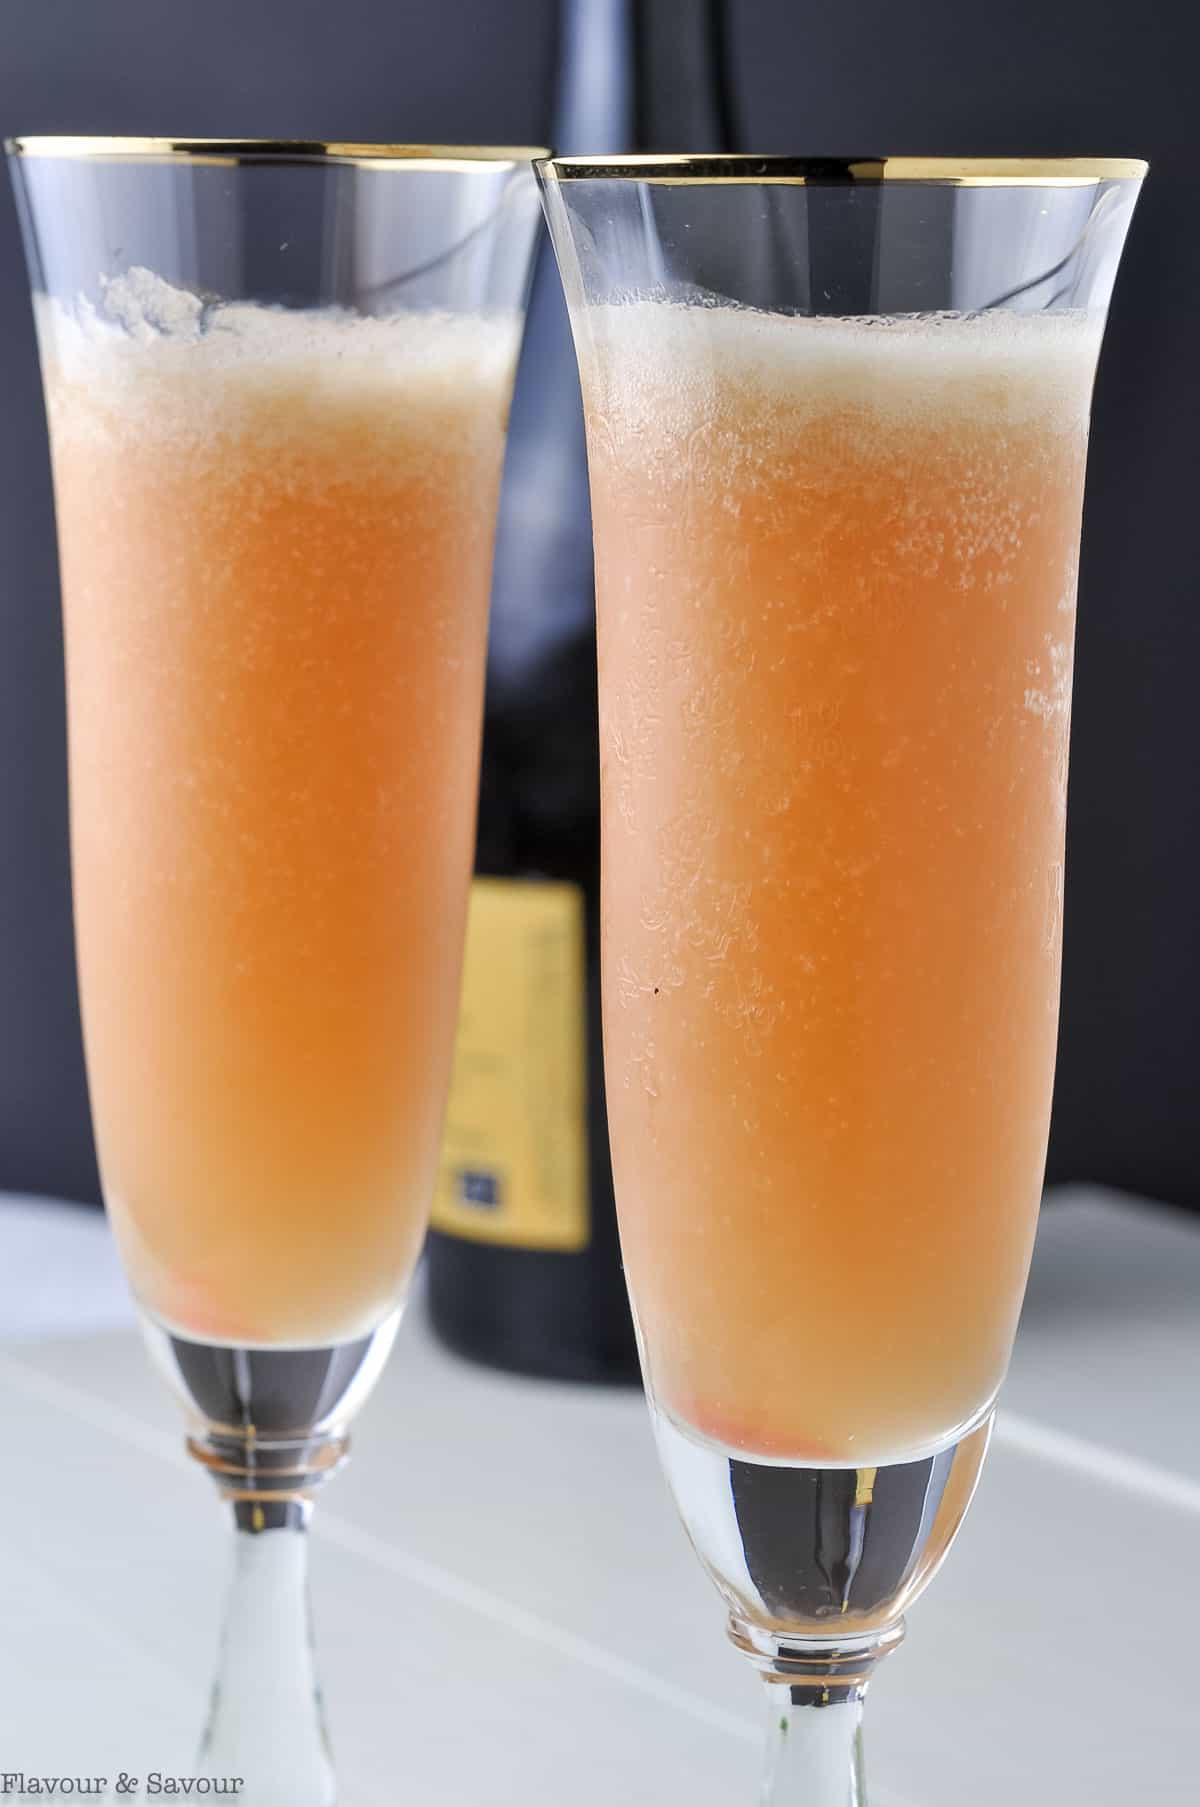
425,0,736,1381
422,0,640,1382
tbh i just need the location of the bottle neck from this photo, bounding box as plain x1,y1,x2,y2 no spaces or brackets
633,0,736,152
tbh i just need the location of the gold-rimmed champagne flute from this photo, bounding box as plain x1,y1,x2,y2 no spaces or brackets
538,152,1145,1805
8,135,542,1804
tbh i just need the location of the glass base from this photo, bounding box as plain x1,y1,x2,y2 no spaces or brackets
652,1402,993,1638
141,1306,401,1495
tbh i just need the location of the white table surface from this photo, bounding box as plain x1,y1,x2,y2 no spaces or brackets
0,1184,1196,1804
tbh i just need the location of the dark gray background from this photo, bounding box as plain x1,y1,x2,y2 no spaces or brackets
0,0,1195,1209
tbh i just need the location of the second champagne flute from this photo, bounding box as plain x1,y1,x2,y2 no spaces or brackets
539,152,1144,1805
8,136,543,1803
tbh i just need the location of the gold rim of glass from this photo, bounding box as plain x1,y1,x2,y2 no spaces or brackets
5,137,550,171
536,154,1147,187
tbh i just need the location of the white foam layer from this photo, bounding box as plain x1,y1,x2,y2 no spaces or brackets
38,268,521,459
580,299,1102,440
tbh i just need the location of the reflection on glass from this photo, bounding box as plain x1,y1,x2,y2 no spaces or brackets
540,154,1144,1805
8,136,541,1804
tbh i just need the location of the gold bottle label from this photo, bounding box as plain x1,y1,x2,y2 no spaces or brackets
431,876,590,1251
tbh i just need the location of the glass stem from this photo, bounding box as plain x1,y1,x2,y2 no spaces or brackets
731,1620,902,1807
197,1497,336,1807
760,1682,867,1807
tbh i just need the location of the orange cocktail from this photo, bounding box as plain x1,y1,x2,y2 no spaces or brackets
588,304,1097,1463
43,275,516,1347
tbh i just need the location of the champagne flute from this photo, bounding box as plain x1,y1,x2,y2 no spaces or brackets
537,154,1144,1805
7,136,542,1804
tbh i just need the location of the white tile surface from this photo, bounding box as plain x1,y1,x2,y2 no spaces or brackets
0,1194,135,1340
1006,1185,1200,1480
0,1187,1196,1803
